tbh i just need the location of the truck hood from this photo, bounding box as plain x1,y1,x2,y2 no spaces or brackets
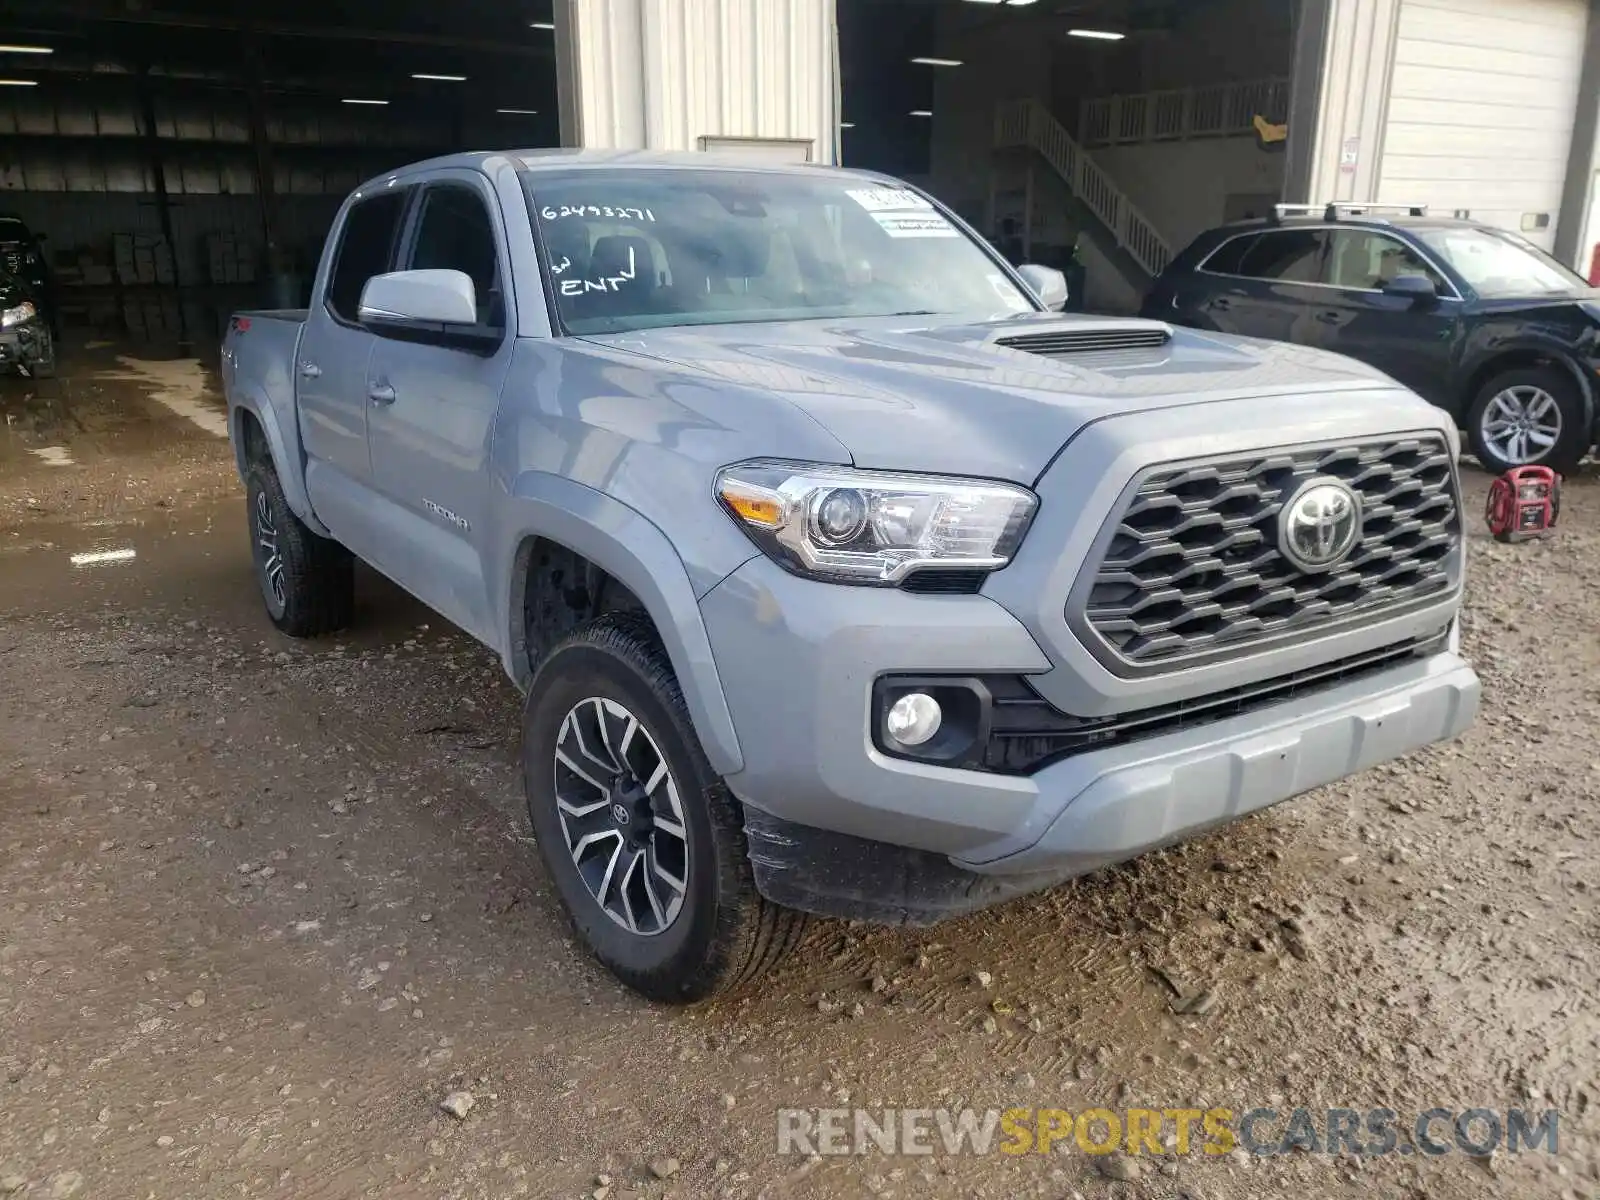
582,314,1405,483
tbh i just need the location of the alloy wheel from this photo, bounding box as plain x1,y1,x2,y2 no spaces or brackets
552,697,690,937
1481,385,1562,466
254,489,287,612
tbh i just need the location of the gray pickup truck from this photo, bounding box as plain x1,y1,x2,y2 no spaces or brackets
223,150,1480,1002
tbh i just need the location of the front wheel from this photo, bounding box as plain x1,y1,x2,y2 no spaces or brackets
522,613,806,1002
1466,366,1590,474
244,461,354,637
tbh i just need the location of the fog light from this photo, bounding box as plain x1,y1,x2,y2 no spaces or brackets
885,692,942,746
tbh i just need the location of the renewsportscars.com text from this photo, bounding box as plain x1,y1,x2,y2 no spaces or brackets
776,1106,1560,1159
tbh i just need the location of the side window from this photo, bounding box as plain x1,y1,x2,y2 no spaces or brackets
1199,234,1258,276
326,191,408,324
1326,230,1446,291
408,184,504,329
1237,230,1327,283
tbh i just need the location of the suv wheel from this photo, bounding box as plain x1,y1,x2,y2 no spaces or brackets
523,613,806,1002
245,461,354,637
1467,366,1590,474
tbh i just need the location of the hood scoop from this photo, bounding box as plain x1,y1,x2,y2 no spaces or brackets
994,321,1172,358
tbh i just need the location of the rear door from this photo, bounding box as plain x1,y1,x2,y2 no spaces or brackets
1198,228,1330,344
1314,229,1461,404
362,172,516,643
297,187,410,494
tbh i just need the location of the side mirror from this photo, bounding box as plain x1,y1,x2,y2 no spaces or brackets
1382,273,1438,305
1016,263,1069,311
360,269,478,326
358,269,499,352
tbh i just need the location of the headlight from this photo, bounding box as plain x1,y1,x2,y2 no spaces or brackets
1,301,36,329
715,459,1037,585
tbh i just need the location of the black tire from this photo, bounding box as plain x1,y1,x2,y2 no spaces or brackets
1466,365,1591,474
244,460,354,637
522,612,806,1002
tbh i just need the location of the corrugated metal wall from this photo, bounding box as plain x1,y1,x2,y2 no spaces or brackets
566,0,836,162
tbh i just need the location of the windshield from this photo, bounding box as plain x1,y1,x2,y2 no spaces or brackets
1416,227,1586,297
520,168,1035,334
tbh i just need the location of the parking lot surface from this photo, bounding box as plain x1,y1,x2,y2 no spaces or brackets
1,348,1597,1200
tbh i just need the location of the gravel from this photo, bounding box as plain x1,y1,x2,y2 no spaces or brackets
0,427,1596,1200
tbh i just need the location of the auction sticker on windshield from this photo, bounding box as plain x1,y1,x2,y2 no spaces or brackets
848,187,935,213
873,213,958,239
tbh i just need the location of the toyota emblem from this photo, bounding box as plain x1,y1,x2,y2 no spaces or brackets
1278,479,1362,573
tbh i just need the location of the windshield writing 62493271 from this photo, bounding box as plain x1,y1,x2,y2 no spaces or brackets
540,204,656,223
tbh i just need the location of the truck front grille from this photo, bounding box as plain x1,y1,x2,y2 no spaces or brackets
1073,436,1460,670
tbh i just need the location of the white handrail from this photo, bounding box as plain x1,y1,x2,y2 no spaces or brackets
1080,77,1290,147
995,99,1172,279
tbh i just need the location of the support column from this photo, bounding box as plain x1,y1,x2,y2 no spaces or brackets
1554,0,1600,269
555,0,837,163
1282,0,1331,205
135,68,191,353
1302,0,1402,207
241,33,290,307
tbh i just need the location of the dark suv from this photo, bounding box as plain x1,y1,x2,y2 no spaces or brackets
1142,204,1600,473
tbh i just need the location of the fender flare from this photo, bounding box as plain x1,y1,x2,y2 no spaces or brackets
497,472,744,777
227,391,332,538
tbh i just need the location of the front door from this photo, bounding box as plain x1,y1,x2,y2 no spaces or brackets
296,187,411,534
363,174,515,643
1314,230,1460,405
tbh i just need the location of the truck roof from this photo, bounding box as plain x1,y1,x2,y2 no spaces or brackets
351,149,882,196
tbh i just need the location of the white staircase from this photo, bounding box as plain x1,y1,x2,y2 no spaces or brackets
994,99,1173,280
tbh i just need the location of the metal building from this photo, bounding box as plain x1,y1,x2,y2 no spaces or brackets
0,0,1595,344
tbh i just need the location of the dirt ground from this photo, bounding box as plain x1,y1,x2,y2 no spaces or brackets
1,347,1597,1200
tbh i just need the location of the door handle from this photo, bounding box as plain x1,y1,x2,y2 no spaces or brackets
367,383,397,406
298,361,322,379
1316,310,1341,324
1211,298,1232,312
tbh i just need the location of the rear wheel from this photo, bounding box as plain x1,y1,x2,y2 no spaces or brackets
522,613,806,1002
245,460,354,637
1466,366,1590,474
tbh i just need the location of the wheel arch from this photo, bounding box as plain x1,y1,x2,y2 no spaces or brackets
1460,346,1596,436
497,473,745,777
228,392,332,537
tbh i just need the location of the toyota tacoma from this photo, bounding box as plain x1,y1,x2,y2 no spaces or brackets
222,151,1479,1001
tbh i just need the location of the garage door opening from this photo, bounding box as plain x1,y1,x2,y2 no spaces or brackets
838,0,1298,314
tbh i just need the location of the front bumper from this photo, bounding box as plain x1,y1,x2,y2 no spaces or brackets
701,556,1478,921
